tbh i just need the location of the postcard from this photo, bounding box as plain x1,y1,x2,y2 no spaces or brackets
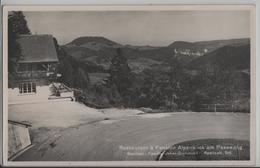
2,4,256,167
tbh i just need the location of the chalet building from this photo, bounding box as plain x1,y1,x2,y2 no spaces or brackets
8,34,73,104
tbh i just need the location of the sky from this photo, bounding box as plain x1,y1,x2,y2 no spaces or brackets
23,10,250,46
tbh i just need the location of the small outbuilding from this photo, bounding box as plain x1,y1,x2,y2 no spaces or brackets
8,120,32,160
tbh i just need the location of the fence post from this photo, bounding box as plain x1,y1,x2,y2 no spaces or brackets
214,104,217,112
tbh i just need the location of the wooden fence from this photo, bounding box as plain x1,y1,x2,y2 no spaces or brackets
200,104,235,112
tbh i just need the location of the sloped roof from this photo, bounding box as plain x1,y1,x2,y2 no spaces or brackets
17,34,59,63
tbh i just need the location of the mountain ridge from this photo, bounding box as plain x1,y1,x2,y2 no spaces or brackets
187,44,250,70
66,36,120,46
62,36,250,73
66,36,250,47
57,36,250,111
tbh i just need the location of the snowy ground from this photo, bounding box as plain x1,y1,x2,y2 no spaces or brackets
8,100,250,161
9,101,146,128
9,101,104,128
8,101,145,143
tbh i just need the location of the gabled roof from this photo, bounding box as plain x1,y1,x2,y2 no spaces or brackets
17,34,59,63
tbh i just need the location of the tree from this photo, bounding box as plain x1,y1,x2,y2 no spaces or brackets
163,59,185,110
109,48,132,103
8,11,31,73
55,43,90,89
137,70,162,108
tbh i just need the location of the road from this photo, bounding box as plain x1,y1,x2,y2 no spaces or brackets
12,107,250,161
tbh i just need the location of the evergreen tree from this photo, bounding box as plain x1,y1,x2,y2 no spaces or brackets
109,48,132,101
164,59,184,110
8,11,31,73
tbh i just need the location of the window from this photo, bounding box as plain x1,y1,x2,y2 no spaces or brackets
19,82,37,94
32,83,36,93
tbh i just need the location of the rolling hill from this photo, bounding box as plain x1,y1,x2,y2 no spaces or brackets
62,36,250,73
169,38,249,52
57,36,251,111
66,36,121,47
187,44,250,70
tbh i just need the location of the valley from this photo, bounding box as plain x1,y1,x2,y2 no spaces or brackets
57,37,250,112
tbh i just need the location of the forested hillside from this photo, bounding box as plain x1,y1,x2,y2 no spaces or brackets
56,36,250,112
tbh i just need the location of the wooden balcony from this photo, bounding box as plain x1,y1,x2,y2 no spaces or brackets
16,71,56,80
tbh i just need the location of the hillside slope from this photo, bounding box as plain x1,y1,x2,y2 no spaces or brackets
63,37,250,72
187,44,250,70
58,37,251,112
169,38,249,52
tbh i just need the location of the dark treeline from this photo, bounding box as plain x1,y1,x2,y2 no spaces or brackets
8,11,31,87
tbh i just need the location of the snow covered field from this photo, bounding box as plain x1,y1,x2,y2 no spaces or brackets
8,101,145,143
9,101,145,128
8,100,250,161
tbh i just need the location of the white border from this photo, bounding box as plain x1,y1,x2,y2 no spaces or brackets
2,4,257,167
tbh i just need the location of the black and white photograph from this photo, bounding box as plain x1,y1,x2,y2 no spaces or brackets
2,5,256,166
